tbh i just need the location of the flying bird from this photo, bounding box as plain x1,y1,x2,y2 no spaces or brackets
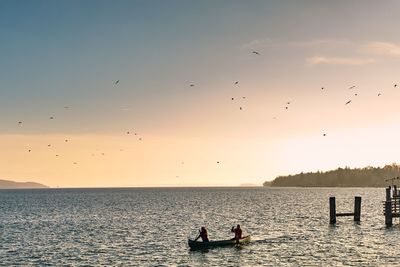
231,97,234,100
345,100,352,105
285,106,288,110
234,81,239,85
190,83,195,87
242,96,246,99
321,87,324,90
395,84,397,88
115,80,120,85
18,121,22,125
354,93,358,96
323,133,326,137
239,107,243,110
349,86,356,89
49,116,54,120
252,51,260,55
378,93,382,96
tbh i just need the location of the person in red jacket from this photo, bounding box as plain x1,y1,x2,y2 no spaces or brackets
231,224,242,243
194,227,209,242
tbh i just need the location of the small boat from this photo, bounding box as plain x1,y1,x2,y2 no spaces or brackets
188,235,251,249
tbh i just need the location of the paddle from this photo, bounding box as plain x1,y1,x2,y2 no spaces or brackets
192,228,201,242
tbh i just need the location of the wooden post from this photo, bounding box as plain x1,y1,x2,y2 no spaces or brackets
385,201,393,227
354,196,361,222
394,185,398,214
386,187,391,202
329,197,336,224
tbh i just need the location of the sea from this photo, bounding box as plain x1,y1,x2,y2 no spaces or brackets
0,187,397,266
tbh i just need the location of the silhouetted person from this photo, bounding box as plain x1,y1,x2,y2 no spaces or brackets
231,224,242,243
194,227,209,242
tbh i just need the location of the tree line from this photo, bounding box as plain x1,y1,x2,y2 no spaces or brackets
263,164,400,187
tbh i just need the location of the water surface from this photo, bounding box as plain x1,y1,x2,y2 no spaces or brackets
0,187,396,266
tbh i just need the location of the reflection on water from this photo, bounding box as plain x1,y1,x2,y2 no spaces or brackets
0,187,397,265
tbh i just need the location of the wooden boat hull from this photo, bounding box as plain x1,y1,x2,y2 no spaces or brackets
188,235,251,249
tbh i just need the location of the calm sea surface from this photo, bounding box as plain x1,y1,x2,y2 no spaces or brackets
0,187,397,266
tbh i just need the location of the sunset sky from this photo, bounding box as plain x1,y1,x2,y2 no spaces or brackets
2,0,400,187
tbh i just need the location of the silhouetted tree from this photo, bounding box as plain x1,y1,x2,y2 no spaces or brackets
263,164,400,187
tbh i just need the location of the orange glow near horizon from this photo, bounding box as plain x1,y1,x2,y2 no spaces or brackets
2,118,400,187
0,134,278,187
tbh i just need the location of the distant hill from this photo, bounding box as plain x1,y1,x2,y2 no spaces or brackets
0,179,48,189
264,164,400,187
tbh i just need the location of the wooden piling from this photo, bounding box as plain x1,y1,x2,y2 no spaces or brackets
354,196,361,222
394,185,398,214
329,197,336,224
385,201,393,227
386,187,391,201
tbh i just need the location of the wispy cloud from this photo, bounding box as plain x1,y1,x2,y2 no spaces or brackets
242,38,400,65
306,56,375,66
361,41,400,56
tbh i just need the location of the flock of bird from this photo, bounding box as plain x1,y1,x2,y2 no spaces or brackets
18,115,144,164
13,50,267,169
12,49,399,174
16,86,143,165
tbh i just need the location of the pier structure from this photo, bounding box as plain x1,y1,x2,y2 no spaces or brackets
383,182,400,227
329,196,361,224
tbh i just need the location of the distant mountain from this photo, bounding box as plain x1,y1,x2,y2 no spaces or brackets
0,179,48,189
264,164,400,187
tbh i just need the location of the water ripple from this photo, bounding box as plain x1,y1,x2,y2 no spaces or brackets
0,187,393,265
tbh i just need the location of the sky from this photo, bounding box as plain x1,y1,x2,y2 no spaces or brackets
2,0,400,187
